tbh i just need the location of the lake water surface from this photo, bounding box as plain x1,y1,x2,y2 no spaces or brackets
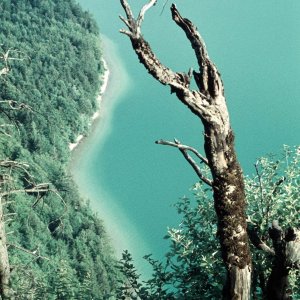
74,0,300,277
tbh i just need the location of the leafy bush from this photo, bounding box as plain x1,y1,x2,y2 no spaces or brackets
118,146,300,299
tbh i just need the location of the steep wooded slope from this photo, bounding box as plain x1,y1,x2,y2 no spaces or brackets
0,0,118,298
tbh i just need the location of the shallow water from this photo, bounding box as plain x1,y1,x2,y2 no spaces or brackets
74,0,300,277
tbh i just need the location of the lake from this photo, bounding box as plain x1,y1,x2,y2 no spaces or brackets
74,0,300,277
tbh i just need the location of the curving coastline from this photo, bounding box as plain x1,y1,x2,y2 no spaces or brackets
70,35,152,277
69,58,110,151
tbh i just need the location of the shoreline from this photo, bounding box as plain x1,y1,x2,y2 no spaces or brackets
69,35,152,278
68,58,110,151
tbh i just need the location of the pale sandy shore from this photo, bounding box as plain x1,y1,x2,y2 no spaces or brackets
68,58,110,151
69,36,152,278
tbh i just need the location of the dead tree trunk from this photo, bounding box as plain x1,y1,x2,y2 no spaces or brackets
266,222,300,300
119,1,252,299
0,196,10,300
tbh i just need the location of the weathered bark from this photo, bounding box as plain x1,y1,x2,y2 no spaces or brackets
248,224,275,256
0,197,11,300
210,130,251,300
120,1,252,299
248,220,300,299
266,222,300,300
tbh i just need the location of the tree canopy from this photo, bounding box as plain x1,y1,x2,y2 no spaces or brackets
0,0,119,298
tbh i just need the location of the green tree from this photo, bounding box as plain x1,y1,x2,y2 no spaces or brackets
118,147,300,299
0,0,120,298
54,260,78,300
117,250,150,300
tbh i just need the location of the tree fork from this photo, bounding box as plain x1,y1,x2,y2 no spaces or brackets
120,1,252,298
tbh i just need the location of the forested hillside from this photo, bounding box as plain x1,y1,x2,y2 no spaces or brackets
0,0,119,298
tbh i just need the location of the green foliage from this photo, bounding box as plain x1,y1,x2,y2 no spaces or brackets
153,189,225,299
118,184,225,300
118,147,300,299
0,0,102,164
117,250,150,300
246,145,300,232
0,0,120,298
53,260,78,299
245,145,300,298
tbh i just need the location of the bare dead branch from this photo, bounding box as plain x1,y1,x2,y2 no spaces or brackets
0,160,33,183
120,0,134,21
119,28,133,37
7,244,49,261
0,124,13,137
170,4,223,98
31,185,66,212
119,15,132,31
120,0,158,37
0,67,9,76
3,213,17,218
4,218,13,224
0,184,50,198
119,0,212,120
0,158,68,221
0,109,21,136
156,138,209,165
0,100,33,112
120,0,158,38
156,139,212,186
0,48,29,69
0,160,30,169
160,0,170,16
136,0,157,36
247,224,275,255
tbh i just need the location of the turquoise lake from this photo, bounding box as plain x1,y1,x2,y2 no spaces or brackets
74,1,300,276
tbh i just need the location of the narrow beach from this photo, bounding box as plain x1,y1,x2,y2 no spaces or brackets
69,58,110,151
69,35,152,277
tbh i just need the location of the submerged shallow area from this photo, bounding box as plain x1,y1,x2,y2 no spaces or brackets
70,35,154,275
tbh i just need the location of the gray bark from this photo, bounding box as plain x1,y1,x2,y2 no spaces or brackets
0,196,10,300
120,1,252,299
266,222,300,300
